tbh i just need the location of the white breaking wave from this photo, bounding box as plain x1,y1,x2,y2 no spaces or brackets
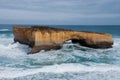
0,29,10,31
0,63,120,78
0,37,120,79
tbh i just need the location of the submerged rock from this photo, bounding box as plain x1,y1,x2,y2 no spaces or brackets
13,26,113,54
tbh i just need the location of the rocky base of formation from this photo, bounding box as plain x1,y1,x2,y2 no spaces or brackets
13,26,113,54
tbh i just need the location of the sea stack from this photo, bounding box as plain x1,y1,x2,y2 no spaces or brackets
13,26,113,54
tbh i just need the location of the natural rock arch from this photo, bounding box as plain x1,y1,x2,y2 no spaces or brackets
13,26,113,54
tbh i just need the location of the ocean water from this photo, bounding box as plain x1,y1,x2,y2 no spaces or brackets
0,24,120,80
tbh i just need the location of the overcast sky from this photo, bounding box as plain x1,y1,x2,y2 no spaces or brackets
0,0,120,25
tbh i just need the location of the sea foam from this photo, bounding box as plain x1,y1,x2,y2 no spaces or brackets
0,37,120,79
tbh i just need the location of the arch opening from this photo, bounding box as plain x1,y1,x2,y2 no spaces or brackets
65,39,87,47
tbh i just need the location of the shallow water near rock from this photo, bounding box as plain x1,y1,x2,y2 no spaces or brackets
0,25,120,80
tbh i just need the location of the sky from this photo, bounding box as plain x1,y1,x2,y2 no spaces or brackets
0,0,120,25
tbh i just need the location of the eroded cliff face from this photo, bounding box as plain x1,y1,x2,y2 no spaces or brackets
13,26,113,54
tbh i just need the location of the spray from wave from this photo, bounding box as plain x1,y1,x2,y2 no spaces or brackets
0,28,120,80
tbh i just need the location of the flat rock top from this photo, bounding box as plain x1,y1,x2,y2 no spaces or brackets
14,26,109,35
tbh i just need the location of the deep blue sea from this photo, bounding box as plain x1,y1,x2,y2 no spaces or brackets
0,24,120,80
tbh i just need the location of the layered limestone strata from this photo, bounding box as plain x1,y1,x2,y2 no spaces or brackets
13,26,113,54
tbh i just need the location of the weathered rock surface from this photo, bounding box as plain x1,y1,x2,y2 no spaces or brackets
13,26,113,54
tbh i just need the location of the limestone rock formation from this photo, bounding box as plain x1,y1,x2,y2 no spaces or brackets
13,26,113,54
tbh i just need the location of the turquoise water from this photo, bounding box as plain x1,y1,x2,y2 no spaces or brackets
0,24,120,80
